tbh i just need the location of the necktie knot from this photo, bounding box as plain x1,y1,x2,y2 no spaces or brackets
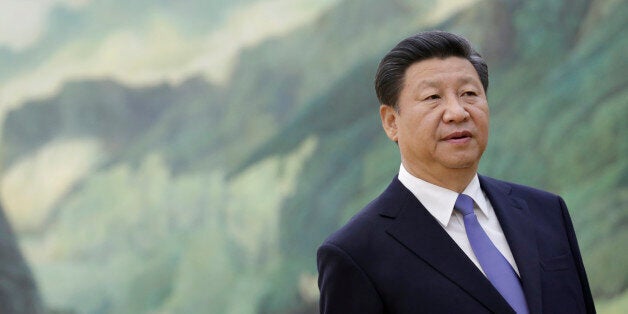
454,194,475,216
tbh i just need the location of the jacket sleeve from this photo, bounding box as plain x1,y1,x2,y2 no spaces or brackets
317,242,384,314
558,197,596,313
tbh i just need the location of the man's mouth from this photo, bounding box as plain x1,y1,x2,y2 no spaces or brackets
443,131,472,141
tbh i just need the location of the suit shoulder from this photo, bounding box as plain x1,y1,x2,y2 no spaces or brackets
323,198,385,245
481,175,561,201
320,186,398,252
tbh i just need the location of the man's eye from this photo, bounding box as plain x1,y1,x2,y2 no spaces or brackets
462,91,477,97
425,95,440,100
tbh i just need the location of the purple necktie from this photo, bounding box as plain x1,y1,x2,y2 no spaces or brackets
454,194,529,314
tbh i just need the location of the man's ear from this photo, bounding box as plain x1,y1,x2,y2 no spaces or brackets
380,105,398,142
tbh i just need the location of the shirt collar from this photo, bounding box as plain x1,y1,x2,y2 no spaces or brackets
398,163,489,227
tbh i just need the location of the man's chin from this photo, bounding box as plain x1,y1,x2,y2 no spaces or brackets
442,148,483,166
441,158,480,170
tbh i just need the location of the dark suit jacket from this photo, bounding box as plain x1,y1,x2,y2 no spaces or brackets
317,175,595,313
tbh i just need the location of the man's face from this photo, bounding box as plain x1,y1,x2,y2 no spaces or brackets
380,57,489,184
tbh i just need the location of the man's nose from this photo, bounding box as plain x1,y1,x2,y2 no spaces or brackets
442,96,469,123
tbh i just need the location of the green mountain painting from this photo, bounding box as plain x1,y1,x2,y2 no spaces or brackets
0,0,626,313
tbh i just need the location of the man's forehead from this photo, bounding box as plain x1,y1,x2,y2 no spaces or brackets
412,75,480,87
407,57,475,73
403,57,478,82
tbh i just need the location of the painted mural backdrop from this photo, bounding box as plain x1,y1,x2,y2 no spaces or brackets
0,0,626,313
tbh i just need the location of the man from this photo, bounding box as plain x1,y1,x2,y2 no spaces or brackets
317,31,595,313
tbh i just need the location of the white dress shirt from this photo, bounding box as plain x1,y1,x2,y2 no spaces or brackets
397,164,521,276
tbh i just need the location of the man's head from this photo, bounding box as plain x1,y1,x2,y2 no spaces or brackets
375,31,488,110
376,31,490,191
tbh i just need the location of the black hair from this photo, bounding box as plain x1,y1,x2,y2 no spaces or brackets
374,30,488,108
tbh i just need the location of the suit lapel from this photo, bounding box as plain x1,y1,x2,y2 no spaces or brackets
381,178,515,314
480,176,543,314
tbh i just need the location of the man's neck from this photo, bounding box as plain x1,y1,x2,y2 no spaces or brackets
401,161,477,193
